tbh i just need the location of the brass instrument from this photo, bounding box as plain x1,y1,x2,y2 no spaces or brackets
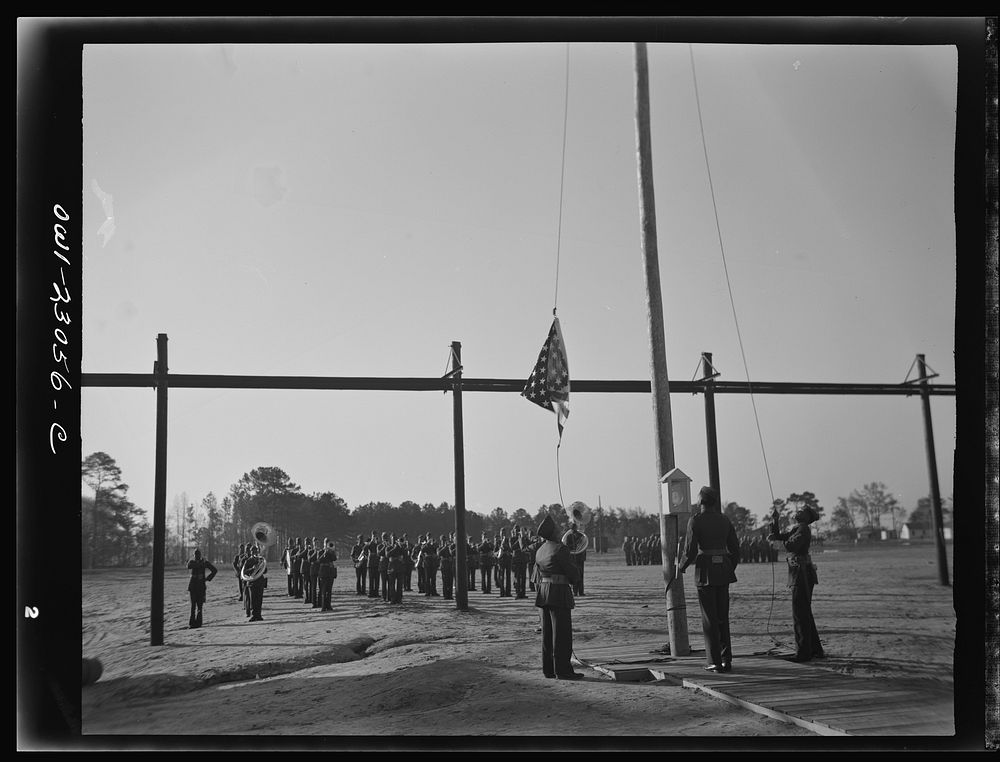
562,501,591,554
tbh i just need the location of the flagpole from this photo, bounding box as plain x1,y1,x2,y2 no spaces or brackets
634,42,691,657
450,342,469,611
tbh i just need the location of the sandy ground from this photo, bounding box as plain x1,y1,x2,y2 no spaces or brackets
75,543,956,747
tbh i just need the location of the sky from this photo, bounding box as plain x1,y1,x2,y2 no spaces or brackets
80,40,958,525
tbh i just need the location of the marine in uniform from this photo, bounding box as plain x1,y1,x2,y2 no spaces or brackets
439,535,455,600
187,549,218,628
466,537,479,591
496,530,513,597
768,506,824,662
233,543,247,602
387,538,406,604
401,534,414,591
679,486,740,673
478,534,494,593
351,534,368,595
422,536,440,596
242,545,267,622
289,537,304,598
298,538,314,605
378,533,392,602
533,515,583,679
365,532,381,598
317,538,338,611
512,535,529,598
309,536,323,609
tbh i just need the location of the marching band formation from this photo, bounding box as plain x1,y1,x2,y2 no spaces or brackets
219,522,593,623
621,532,778,566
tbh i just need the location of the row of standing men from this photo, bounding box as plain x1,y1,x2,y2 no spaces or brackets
345,525,588,603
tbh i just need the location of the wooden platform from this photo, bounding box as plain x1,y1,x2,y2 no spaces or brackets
572,639,954,737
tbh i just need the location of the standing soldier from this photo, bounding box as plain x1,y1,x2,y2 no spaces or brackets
414,535,427,594
317,538,338,612
466,536,479,591
479,533,494,593
378,533,392,602
186,548,218,629
401,533,414,592
351,534,368,595
622,536,631,566
233,543,247,602
288,538,303,598
422,535,440,597
309,536,323,609
282,538,294,597
512,534,529,599
387,538,406,604
366,531,381,599
241,545,267,622
533,515,583,680
439,534,454,600
496,529,513,597
297,538,313,605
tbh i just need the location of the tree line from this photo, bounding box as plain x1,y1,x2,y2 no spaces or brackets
81,452,950,568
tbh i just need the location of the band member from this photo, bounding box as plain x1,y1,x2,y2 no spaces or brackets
512,535,529,599
233,543,247,602
289,537,304,598
317,538,338,611
533,515,583,679
365,531,381,598
414,535,427,594
493,534,503,590
297,538,314,606
378,533,392,602
466,536,479,591
768,506,824,662
439,535,455,600
478,534,494,593
422,535,440,596
496,529,513,597
308,536,322,609
351,535,368,595
187,549,218,628
242,545,267,622
679,486,740,673
564,522,587,596
401,533,414,592
387,538,406,604
281,539,294,596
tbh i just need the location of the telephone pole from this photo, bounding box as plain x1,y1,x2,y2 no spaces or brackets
634,42,690,657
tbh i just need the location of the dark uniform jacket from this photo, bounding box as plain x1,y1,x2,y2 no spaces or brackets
533,540,581,609
318,547,338,579
774,523,817,587
679,510,740,587
188,558,218,592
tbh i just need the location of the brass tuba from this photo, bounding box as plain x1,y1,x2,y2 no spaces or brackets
562,502,591,554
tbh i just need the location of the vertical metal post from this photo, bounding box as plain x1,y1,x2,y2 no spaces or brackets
702,352,721,499
634,42,690,657
451,342,469,611
151,333,168,646
917,354,950,586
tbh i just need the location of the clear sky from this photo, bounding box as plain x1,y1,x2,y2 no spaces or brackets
81,41,957,524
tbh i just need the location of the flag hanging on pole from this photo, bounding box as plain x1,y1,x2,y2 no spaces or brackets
522,317,570,441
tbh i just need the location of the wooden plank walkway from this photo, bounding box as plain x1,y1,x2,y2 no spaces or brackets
573,638,954,737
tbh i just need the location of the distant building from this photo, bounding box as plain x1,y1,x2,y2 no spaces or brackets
900,516,953,541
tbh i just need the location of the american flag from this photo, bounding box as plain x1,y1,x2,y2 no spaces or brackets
522,317,570,440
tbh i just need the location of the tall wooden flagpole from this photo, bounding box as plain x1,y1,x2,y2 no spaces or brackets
633,42,690,656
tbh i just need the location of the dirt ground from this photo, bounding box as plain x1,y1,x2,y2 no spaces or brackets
74,542,957,748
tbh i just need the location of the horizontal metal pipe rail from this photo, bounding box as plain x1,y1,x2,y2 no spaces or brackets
82,373,956,396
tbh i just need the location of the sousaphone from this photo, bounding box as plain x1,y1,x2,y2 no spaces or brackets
241,522,273,581
562,502,591,554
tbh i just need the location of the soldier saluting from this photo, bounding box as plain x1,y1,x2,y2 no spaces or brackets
533,515,583,680
351,534,367,596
